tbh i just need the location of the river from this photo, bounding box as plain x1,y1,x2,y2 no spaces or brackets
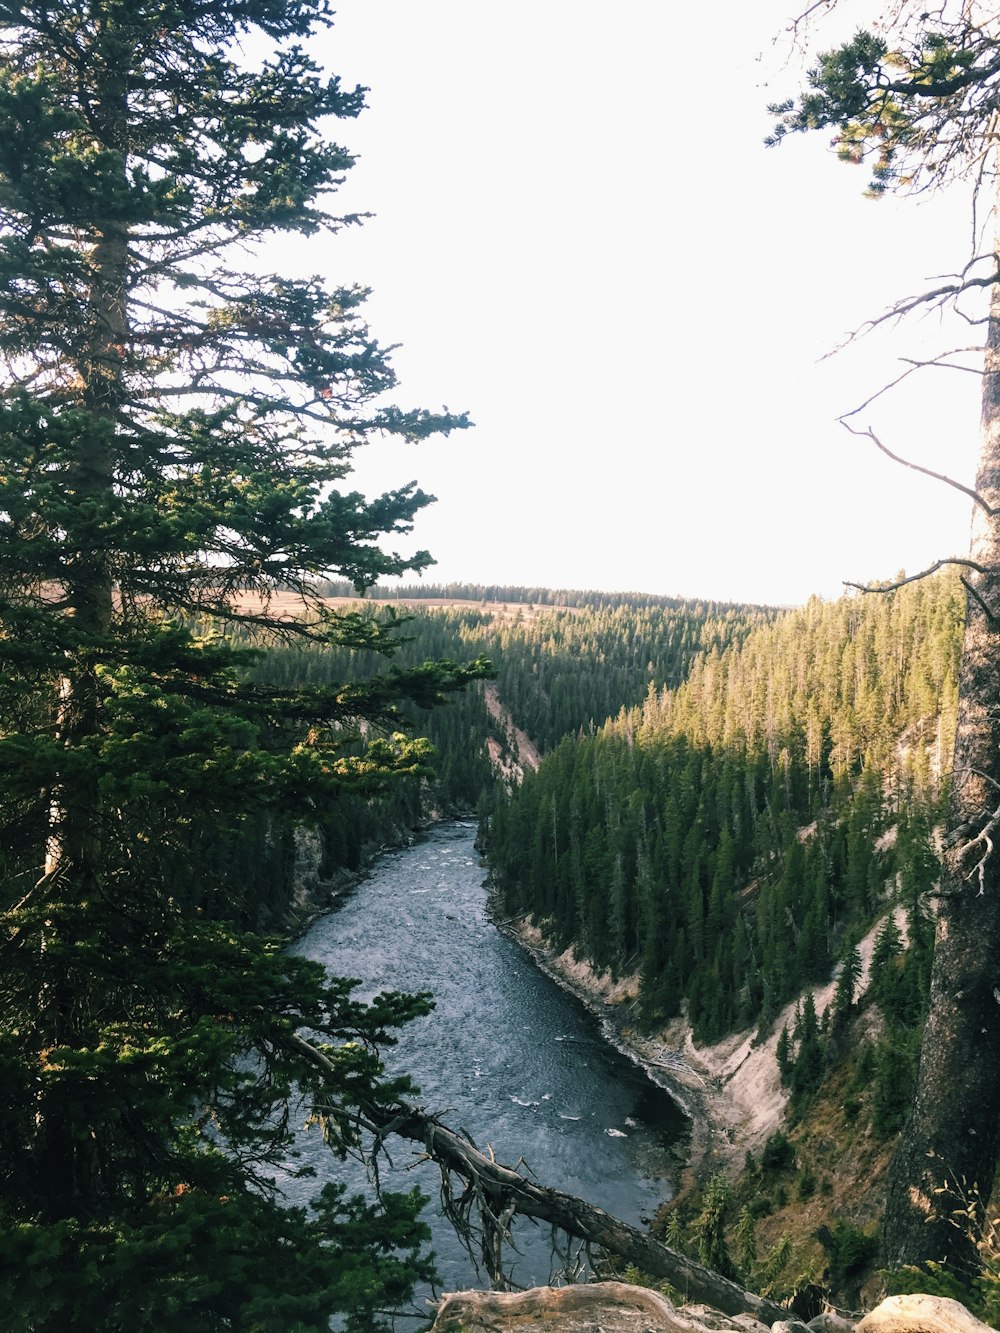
285,820,688,1307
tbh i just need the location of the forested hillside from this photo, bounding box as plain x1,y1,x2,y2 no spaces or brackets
203,573,966,1304
485,573,962,1043
244,591,776,913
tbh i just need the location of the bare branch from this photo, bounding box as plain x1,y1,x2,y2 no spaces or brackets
841,420,997,514
845,557,992,593
838,346,985,421
952,797,1000,893
826,263,998,357
899,354,985,374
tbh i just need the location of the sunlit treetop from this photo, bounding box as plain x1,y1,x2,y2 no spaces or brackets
768,6,1000,200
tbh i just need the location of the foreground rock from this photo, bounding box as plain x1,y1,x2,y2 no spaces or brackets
430,1283,771,1333
856,1294,995,1333
429,1285,994,1333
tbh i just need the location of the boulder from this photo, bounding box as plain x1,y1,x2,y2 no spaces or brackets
430,1283,994,1333
807,1315,856,1333
856,1294,994,1333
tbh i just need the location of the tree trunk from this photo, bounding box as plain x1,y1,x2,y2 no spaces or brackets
33,59,129,1219
883,175,1000,1273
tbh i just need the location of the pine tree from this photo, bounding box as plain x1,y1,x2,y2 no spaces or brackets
831,943,863,1032
0,1,486,1323
694,1174,737,1281
869,913,904,1019
776,1024,793,1082
735,1204,758,1277
790,992,826,1105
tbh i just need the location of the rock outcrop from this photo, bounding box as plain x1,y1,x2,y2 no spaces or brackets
429,1285,994,1333
430,1283,770,1333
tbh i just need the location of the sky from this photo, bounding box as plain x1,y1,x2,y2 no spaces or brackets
268,1,988,606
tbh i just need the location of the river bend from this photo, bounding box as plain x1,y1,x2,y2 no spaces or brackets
286,821,687,1297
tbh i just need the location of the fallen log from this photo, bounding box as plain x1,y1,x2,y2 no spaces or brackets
288,1033,788,1325
366,1099,788,1326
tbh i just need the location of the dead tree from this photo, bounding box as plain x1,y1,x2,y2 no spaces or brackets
771,4,1000,1274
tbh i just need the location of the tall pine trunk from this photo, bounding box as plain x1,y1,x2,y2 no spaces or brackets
883,174,1000,1273
34,60,128,1220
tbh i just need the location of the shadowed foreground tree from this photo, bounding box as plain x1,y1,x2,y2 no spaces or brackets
0,1,489,1325
770,3,1000,1278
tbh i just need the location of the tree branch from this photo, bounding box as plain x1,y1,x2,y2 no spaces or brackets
960,574,1000,621
844,557,991,594
837,346,984,421
827,264,998,356
841,419,997,514
952,797,1000,894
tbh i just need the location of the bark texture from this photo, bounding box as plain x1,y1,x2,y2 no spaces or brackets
883,201,1000,1271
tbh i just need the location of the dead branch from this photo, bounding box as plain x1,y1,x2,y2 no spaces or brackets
786,0,835,34
826,264,998,358
841,420,997,514
952,797,1000,893
960,574,1000,620
837,347,984,422
371,1100,790,1322
899,355,983,373
844,557,991,593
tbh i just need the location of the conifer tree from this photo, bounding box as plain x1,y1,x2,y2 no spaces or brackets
831,943,862,1031
0,1,486,1323
694,1174,737,1281
776,1024,793,1082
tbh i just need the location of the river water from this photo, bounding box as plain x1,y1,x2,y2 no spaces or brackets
286,820,688,1304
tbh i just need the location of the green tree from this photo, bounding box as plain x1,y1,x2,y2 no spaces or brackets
776,1024,793,1082
790,992,826,1106
831,942,862,1033
693,1174,737,1281
735,1204,758,1277
0,1,486,1324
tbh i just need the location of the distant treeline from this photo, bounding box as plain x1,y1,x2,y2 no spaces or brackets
312,578,777,615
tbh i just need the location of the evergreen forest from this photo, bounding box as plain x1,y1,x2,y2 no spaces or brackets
2,0,997,1325
251,571,960,1137
252,586,775,846
486,573,960,1042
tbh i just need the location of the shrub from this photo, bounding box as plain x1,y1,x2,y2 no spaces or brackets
762,1131,795,1174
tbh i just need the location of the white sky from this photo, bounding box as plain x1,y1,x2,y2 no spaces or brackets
272,0,988,606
